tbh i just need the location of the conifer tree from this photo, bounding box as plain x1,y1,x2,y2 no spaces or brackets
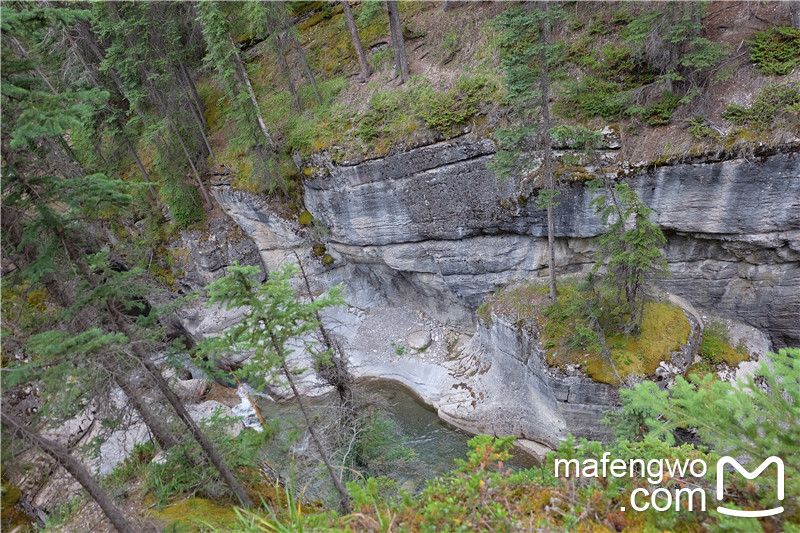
613,348,800,522
340,0,372,82
491,4,566,301
197,1,287,196
587,179,668,333
203,263,352,513
1,412,136,533
386,1,409,83
2,3,253,508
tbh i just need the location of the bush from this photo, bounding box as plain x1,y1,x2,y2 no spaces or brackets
160,178,204,228
722,82,800,128
413,75,493,136
749,26,800,76
562,77,631,120
630,90,682,125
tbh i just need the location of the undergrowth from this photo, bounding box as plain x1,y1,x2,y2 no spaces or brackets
698,321,747,366
749,26,800,76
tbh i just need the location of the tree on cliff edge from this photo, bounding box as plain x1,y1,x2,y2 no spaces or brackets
491,3,565,301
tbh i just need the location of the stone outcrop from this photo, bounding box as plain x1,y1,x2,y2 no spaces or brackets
302,138,799,348
174,215,265,293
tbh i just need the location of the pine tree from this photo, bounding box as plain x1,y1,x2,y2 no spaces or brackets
491,4,566,301
196,1,286,195
2,3,253,509
341,0,372,82
386,1,409,83
1,412,136,533
203,263,352,513
587,179,668,333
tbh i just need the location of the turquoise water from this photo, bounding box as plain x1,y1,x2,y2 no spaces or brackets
255,380,537,502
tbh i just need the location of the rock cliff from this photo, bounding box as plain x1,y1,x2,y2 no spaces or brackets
192,137,797,448
303,138,799,348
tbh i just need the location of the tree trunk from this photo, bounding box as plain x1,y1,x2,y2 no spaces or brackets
168,119,212,207
386,1,409,83
180,62,207,121
104,305,255,508
277,353,351,513
111,371,178,450
2,207,181,454
275,33,302,112
340,0,372,82
121,129,158,200
288,32,322,105
50,233,253,509
230,36,275,150
175,65,215,161
539,5,557,302
1,412,136,533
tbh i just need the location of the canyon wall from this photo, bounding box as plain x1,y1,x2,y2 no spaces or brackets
302,138,799,348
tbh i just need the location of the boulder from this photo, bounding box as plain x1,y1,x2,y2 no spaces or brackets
407,330,432,350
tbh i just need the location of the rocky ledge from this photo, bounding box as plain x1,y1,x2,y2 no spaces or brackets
303,138,799,348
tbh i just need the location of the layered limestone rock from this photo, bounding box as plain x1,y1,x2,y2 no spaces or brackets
193,137,795,449
302,138,799,348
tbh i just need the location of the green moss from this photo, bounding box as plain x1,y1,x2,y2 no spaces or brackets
599,302,691,383
532,284,691,385
312,243,326,256
321,253,334,265
476,301,493,325
298,210,313,226
154,497,241,532
699,322,748,366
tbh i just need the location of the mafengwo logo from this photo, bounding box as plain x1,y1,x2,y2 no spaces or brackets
554,453,785,514
716,456,784,517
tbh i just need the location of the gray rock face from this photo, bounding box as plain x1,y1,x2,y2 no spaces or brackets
211,186,304,271
175,215,265,293
304,138,799,347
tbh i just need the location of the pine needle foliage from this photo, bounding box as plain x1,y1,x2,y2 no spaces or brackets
202,263,344,389
588,179,668,333
612,348,800,522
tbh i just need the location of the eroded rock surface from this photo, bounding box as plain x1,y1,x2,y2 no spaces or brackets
301,138,798,347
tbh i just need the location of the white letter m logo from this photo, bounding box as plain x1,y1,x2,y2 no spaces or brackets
716,456,784,517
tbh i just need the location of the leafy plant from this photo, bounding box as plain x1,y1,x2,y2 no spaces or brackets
686,117,717,139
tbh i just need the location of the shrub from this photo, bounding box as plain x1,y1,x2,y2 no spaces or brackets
630,90,682,125
413,75,492,136
722,82,800,128
749,26,800,76
160,178,204,228
563,77,631,120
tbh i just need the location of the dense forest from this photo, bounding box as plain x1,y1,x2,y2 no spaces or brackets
2,1,799,531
